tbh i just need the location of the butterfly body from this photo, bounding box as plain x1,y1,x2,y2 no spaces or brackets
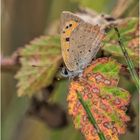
61,11,105,77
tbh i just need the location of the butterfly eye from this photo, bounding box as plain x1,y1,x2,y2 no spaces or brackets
61,67,69,77
65,25,69,29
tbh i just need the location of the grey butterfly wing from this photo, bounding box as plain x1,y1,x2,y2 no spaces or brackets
69,22,105,71
60,11,84,72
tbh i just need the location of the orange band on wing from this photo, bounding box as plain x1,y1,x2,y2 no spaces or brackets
61,20,78,69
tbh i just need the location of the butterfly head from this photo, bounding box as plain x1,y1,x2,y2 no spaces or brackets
60,66,83,78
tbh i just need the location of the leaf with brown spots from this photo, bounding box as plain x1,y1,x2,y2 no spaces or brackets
67,58,130,140
15,36,62,97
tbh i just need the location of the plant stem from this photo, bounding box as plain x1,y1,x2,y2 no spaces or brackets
77,91,106,140
114,27,139,90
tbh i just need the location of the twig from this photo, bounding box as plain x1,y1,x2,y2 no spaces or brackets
1,51,20,72
114,27,139,90
77,91,106,140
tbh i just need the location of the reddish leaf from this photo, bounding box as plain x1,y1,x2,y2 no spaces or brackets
67,58,130,140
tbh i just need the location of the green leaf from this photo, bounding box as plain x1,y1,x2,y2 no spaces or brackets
103,17,139,66
15,36,62,97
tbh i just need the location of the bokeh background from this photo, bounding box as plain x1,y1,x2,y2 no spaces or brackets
2,0,139,140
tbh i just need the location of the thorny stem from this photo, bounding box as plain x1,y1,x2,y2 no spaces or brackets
77,91,106,140
114,27,139,90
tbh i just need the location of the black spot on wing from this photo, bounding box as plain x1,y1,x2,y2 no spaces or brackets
66,38,70,42
65,24,72,29
69,24,72,27
65,26,69,29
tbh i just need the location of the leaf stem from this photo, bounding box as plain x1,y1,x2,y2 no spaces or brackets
77,91,106,140
114,27,139,90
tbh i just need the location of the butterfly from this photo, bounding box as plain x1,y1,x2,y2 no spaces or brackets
60,11,106,77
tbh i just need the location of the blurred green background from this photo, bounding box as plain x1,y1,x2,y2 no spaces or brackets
2,0,139,140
